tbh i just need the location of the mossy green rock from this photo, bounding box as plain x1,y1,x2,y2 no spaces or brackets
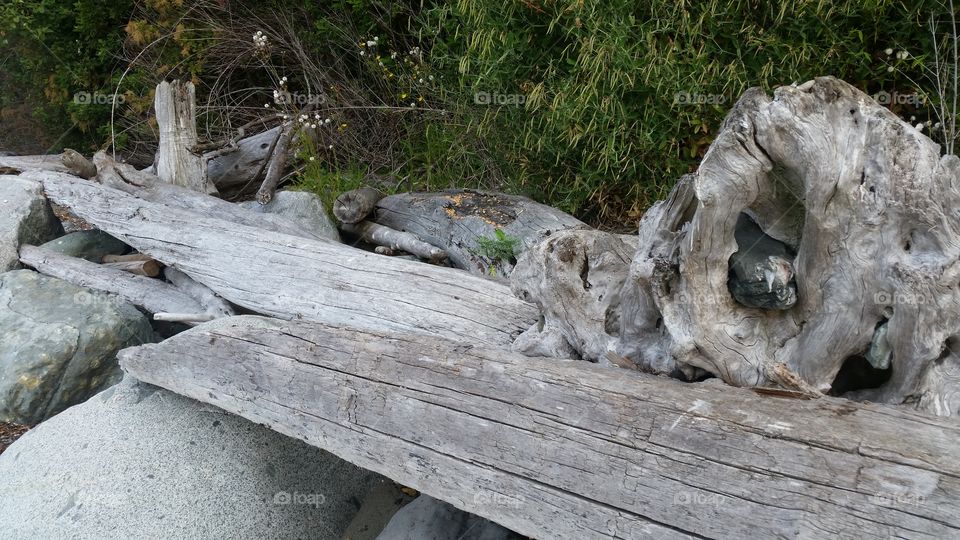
0,270,154,424
38,230,129,262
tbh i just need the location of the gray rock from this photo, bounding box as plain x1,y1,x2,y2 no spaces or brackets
38,230,129,262
0,270,154,424
728,213,797,310
0,377,382,540
240,190,340,241
376,495,522,540
0,176,64,271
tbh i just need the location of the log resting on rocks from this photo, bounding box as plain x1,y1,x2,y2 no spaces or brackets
19,245,206,316
33,172,537,347
371,189,588,276
515,77,960,415
120,315,960,540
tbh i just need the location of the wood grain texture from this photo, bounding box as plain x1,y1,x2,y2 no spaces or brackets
154,81,214,194
120,315,960,540
373,190,588,276
19,244,204,315
33,173,537,347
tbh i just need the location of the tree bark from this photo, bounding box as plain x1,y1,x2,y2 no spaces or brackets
154,81,215,194
32,172,537,347
371,190,588,277
119,315,960,540
19,244,205,316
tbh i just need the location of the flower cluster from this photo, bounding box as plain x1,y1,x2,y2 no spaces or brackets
253,30,270,56
357,37,435,109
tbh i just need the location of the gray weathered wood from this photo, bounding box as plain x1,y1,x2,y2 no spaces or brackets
333,186,384,224
119,315,960,540
60,149,97,180
33,173,537,347
511,229,635,363
0,154,70,175
205,126,281,196
340,220,447,263
18,244,205,315
163,267,235,317
155,80,215,194
373,190,588,276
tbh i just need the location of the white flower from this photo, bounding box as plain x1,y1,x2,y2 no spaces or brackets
935,122,942,129
308,156,316,161
360,51,365,56
327,145,333,149
418,78,424,83
887,66,894,73
428,75,434,81
884,48,893,55
374,36,379,42
410,102,416,107
391,52,397,59
281,76,287,82
366,40,377,48
310,123,317,129
324,118,331,124
916,123,924,131
910,115,916,121
264,103,270,108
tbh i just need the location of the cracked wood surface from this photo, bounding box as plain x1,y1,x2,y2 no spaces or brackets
120,315,960,540
33,173,536,347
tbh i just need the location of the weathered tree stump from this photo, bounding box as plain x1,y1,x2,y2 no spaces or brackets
155,81,215,194
515,77,960,415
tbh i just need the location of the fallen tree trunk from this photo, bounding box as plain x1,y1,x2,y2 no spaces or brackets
119,315,960,540
19,244,205,315
102,259,161,277
333,186,383,223
32,173,537,347
372,190,588,276
205,126,281,197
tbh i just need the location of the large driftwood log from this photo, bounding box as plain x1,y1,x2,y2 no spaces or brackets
372,190,588,276
119,315,960,540
32,173,537,347
514,77,960,415
155,81,215,194
62,154,331,242
18,245,205,315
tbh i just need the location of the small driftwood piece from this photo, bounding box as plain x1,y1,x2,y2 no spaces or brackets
333,187,384,223
102,259,161,277
19,245,204,315
120,315,960,540
164,267,235,317
101,253,154,263
60,149,97,180
254,125,293,204
341,220,446,263
154,80,215,194
34,173,537,347
152,312,216,323
372,189,588,276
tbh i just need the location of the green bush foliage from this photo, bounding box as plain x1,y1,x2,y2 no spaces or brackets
2,0,956,227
